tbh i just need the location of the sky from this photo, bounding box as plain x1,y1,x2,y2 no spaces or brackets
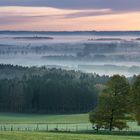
0,0,140,31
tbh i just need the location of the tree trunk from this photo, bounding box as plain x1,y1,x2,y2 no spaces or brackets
109,109,114,131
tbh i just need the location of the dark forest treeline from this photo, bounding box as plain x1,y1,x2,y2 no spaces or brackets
0,64,109,113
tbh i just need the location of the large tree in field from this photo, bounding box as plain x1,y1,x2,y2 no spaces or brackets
132,75,140,125
89,75,130,131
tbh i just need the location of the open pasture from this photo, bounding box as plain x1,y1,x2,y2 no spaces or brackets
0,113,140,132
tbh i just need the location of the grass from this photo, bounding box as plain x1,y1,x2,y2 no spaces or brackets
0,132,140,140
0,113,91,131
0,113,140,132
127,122,140,131
0,113,140,139
0,113,88,123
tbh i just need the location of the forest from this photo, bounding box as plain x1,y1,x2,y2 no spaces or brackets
0,64,109,113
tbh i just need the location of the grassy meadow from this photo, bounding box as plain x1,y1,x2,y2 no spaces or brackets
0,132,140,140
0,113,88,124
0,113,140,132
0,113,92,132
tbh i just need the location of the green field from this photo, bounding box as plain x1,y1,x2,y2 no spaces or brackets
0,113,92,132
0,113,140,139
0,132,140,140
0,113,140,132
0,113,88,123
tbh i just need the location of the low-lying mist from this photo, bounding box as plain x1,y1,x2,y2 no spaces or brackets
0,32,140,76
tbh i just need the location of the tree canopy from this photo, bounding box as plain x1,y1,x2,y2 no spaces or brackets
89,75,130,131
131,75,140,125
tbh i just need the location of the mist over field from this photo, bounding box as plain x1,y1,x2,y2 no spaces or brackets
0,31,140,76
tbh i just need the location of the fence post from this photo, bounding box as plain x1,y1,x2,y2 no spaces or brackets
46,124,48,131
11,125,13,131
4,126,6,131
87,125,88,131
56,124,58,131
66,124,68,132
36,124,39,131
76,125,78,132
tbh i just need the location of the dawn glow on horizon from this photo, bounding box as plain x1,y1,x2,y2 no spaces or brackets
0,0,140,31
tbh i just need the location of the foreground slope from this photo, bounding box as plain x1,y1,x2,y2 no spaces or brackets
0,132,140,140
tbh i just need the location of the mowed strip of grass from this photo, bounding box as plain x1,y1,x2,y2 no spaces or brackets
0,132,140,140
0,113,88,123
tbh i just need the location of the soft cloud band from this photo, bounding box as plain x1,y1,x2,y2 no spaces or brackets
0,0,140,12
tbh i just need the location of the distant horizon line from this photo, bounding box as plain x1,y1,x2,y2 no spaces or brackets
0,30,140,32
